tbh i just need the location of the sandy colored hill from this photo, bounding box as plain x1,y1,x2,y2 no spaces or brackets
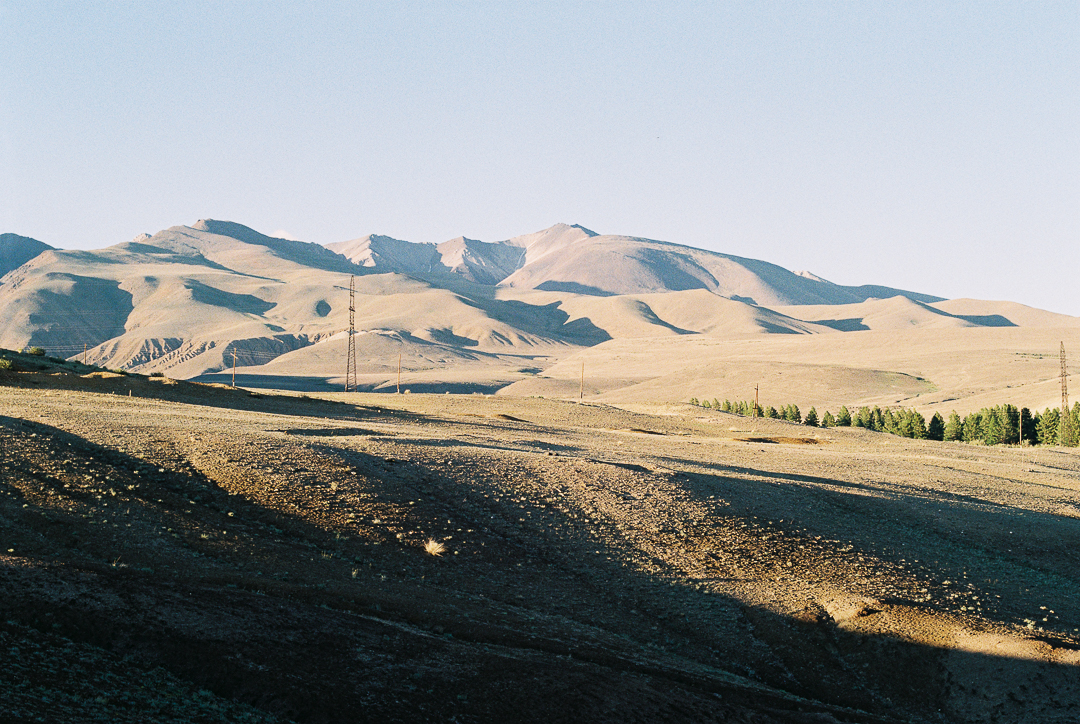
772,296,979,332
0,221,582,379
2,218,1078,414
505,326,1080,416
931,298,1080,329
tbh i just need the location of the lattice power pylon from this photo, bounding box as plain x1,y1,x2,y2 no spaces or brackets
1063,342,1070,415
1062,342,1072,445
345,275,358,392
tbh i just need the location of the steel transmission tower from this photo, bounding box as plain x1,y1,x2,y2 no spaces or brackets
1063,342,1070,415
1061,342,1072,445
345,275,358,392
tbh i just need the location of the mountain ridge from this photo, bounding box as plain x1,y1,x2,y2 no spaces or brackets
1,218,1073,399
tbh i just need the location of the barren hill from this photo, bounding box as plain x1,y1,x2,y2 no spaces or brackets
331,222,941,305
1,218,1077,410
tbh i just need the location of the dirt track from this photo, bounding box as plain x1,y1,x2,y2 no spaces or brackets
1,369,1079,722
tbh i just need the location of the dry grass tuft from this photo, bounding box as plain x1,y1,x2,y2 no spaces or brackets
424,539,446,557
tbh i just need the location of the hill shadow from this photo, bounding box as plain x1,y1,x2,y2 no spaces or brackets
1,412,1078,722
656,452,1080,623
815,318,871,332
535,281,615,297
950,313,1017,328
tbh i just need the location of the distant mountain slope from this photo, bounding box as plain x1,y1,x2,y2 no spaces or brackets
327,234,441,274
496,232,943,305
499,288,835,339
0,221,588,377
329,223,940,306
0,233,53,278
5,217,1070,393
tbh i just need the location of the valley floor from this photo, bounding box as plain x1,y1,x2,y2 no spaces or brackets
1,369,1079,722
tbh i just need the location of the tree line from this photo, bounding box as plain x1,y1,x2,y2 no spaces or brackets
688,397,1080,447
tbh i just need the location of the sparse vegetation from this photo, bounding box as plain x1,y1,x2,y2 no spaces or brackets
424,538,446,556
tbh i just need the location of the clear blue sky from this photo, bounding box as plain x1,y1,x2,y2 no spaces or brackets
2,1,1077,313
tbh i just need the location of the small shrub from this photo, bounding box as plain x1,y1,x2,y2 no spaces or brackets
25,346,46,356
150,371,165,378
424,539,446,556
0,358,12,370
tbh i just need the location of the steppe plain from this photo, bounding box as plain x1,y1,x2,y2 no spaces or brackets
1,360,1079,723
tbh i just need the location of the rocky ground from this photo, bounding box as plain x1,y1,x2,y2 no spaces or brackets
1,358,1079,723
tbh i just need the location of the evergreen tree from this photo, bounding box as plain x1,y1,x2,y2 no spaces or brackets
858,407,873,429
1038,408,1060,445
1067,403,1080,447
927,412,945,441
821,411,835,428
883,409,900,435
1019,407,1035,445
804,407,818,426
910,410,927,439
870,407,884,432
722,399,732,412
765,406,778,419
943,412,962,441
712,399,721,409
997,405,1019,445
836,406,852,426
981,409,1003,445
701,399,711,409
788,404,801,424
962,412,982,442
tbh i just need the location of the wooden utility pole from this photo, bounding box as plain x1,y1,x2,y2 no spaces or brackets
82,343,87,365
397,352,402,394
231,350,237,387
579,362,584,400
754,384,759,417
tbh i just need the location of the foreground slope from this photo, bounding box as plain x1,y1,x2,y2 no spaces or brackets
1,364,1078,723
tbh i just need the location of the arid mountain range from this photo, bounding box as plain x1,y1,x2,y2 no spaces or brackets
2,220,1077,412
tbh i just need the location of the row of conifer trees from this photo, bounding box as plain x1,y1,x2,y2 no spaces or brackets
688,397,1080,446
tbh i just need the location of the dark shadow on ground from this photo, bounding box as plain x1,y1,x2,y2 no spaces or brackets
1,412,1079,723
655,454,1080,630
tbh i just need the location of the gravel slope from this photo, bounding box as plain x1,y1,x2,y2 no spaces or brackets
1,368,1078,723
